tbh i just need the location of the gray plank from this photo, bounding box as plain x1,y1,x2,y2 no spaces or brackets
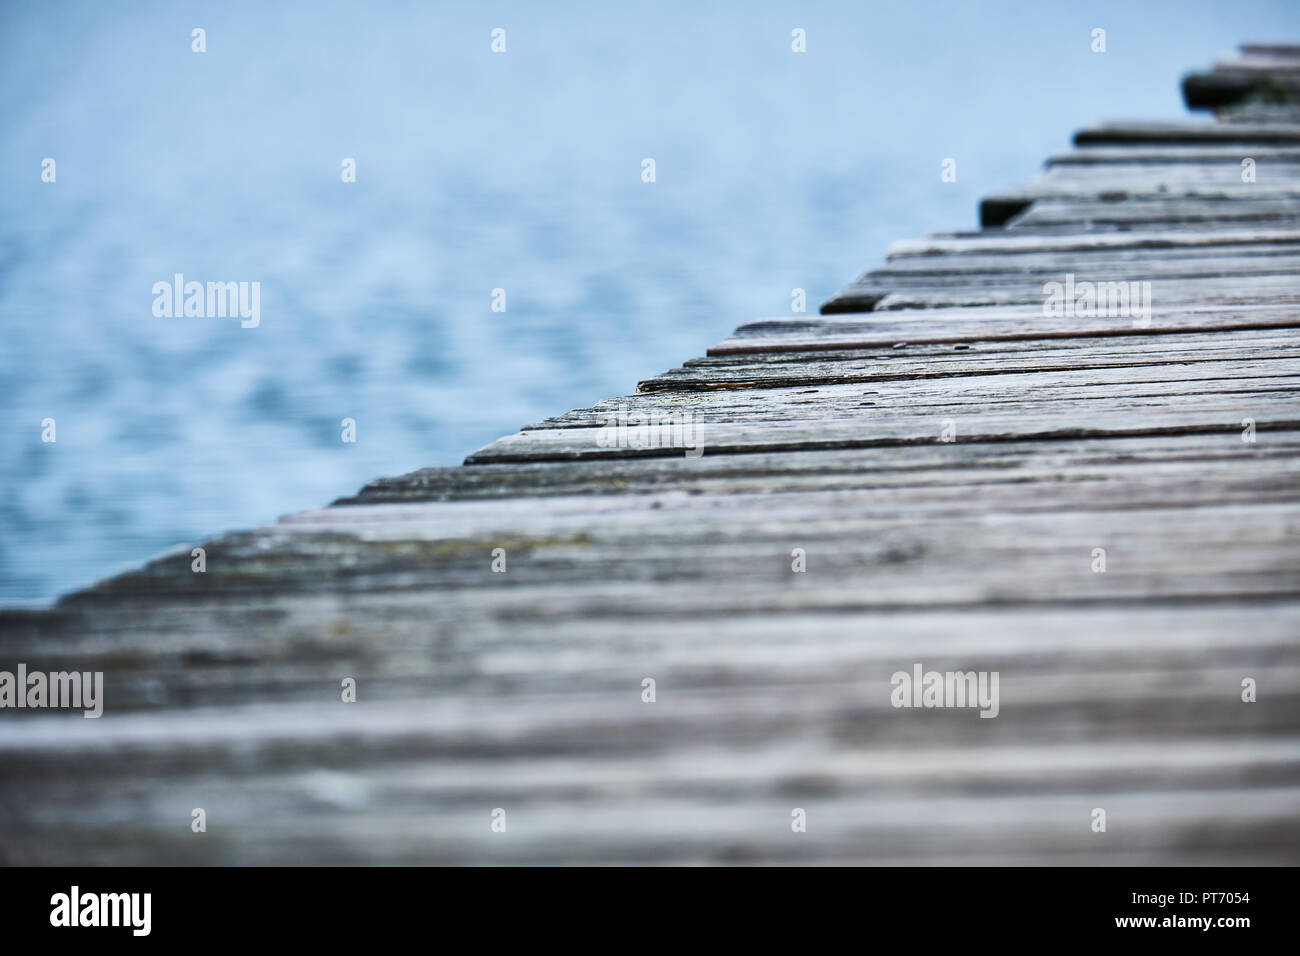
467,395,1300,462
724,303,1300,351
1007,197,1300,229
1074,121,1300,145
872,273,1300,312
637,336,1300,392
885,228,1300,260
829,264,1300,314
336,431,1300,504
1049,146,1300,166
867,246,1300,278
982,163,1300,225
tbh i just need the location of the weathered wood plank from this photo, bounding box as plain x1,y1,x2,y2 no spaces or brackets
5,741,1297,864
1007,197,1300,228
637,337,1300,392
872,273,1300,312
525,375,1300,441
4,591,1298,864
868,247,1300,278
1049,146,1300,166
1023,162,1300,188
467,395,1298,462
884,228,1300,260
333,431,1300,505
825,265,1300,313
828,267,1300,314
1221,104,1300,125
1074,121,1300,145
825,243,1300,309
981,163,1300,225
10,565,1300,718
727,303,1300,351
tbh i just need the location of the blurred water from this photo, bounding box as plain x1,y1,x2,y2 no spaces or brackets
2,0,1298,605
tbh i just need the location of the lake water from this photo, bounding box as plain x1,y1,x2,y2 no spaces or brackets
3,0,1298,605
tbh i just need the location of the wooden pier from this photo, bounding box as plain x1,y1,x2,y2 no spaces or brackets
3,47,1300,865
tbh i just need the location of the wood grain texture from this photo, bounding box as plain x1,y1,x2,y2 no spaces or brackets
3,50,1299,866
723,303,1300,352
639,334,1300,391
1074,121,1300,145
1048,146,1300,166
981,164,1300,226
1007,198,1300,228
885,228,1300,260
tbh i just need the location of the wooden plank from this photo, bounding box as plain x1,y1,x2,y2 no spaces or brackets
28,493,1300,615
867,246,1300,277
333,431,1300,505
885,228,1300,260
1049,146,1300,166
1026,161,1300,184
741,303,1300,350
550,366,1300,425
828,265,1300,315
981,164,1300,225
466,396,1299,463
538,382,1300,433
1222,104,1300,125
869,273,1300,312
14,594,1300,680
704,325,1300,357
1007,197,1300,229
5,719,1298,864
637,335,1300,392
827,268,1300,313
7,489,1300,867
1073,122,1300,145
